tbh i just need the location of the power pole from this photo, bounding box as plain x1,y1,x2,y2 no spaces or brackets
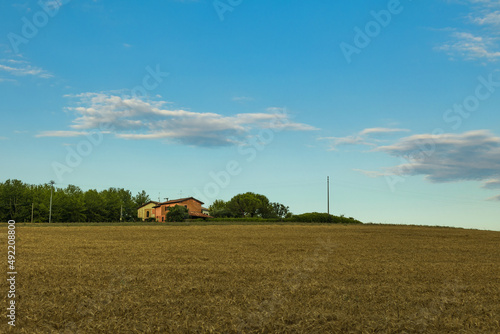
327,176,330,215
49,180,55,223
120,204,123,222
31,185,34,224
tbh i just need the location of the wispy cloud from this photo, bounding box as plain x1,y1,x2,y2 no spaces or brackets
36,131,90,138
487,194,500,201
0,78,17,83
232,96,254,102
353,129,500,200
38,93,317,147
482,178,500,189
353,169,386,178
359,127,410,136
321,127,409,151
438,1,500,62
470,10,500,25
0,58,53,79
437,31,500,61
377,130,500,184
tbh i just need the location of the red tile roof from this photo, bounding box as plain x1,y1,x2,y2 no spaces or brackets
188,211,212,218
152,197,204,208
137,201,160,209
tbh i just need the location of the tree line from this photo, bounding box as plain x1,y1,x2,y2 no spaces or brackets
0,179,150,223
1,179,363,224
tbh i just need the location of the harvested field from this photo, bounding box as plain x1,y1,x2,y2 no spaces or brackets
2,224,499,333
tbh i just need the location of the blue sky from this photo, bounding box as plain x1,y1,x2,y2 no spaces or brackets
1,0,500,231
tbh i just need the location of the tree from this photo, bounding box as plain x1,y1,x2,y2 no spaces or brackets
0,180,154,223
166,205,189,222
255,194,276,218
84,189,106,222
227,192,262,217
209,199,233,218
134,190,150,208
272,202,290,219
226,192,279,218
117,188,135,222
0,179,31,222
58,185,86,222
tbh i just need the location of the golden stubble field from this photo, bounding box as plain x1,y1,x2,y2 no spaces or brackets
1,224,499,333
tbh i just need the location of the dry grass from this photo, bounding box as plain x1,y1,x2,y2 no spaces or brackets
1,224,499,333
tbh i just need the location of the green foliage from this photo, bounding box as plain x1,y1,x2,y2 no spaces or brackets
212,193,290,219
134,190,150,208
289,212,363,224
0,179,151,223
207,217,282,222
227,192,261,217
209,199,234,218
0,179,362,225
271,202,290,219
166,205,189,222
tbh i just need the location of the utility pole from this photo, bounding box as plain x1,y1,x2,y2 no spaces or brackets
120,204,123,222
327,176,330,215
49,180,55,223
31,185,34,224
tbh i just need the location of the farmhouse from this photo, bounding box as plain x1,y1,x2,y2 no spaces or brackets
151,197,211,222
137,201,160,221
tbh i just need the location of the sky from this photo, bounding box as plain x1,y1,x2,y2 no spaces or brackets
1,0,500,231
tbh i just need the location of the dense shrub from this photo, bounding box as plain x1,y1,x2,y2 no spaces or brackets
166,205,189,222
207,217,282,223
288,212,363,224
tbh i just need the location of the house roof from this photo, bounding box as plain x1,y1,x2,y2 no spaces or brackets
152,197,204,208
136,201,160,209
188,211,213,218
201,207,209,211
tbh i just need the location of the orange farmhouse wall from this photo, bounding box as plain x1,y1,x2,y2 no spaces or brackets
155,199,203,222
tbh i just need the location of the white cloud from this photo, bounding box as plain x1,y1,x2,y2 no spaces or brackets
437,32,500,61
352,129,500,200
321,127,409,151
353,169,387,178
438,1,500,62
377,130,500,183
39,93,317,146
359,128,410,136
36,131,90,138
471,10,500,25
0,59,53,79
482,178,500,188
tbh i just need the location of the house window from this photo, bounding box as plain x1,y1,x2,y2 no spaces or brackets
184,205,187,208
162,217,164,222
146,211,150,218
